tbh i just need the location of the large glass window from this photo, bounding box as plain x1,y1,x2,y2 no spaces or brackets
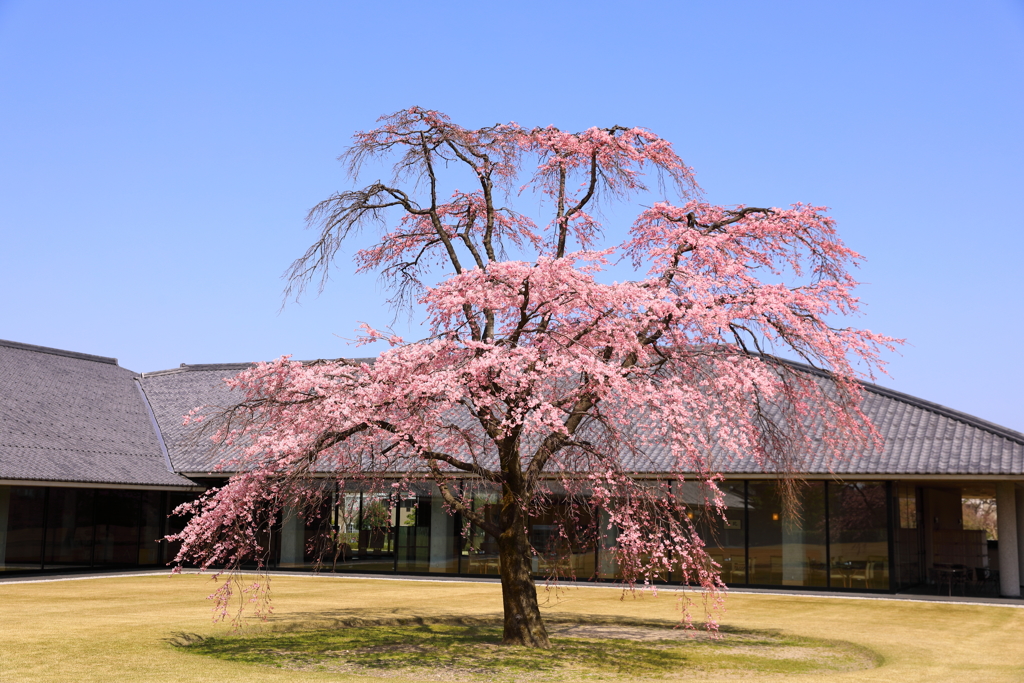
1,487,200,573
298,496,334,568
596,481,671,582
892,483,922,589
828,482,889,590
94,490,141,565
463,488,501,575
138,492,164,566
356,491,397,572
424,485,460,574
0,479,904,591
597,506,620,580
676,481,748,585
306,486,397,573
396,484,434,573
528,493,596,580
308,483,459,575
2,486,45,571
598,481,675,581
325,486,365,571
164,491,197,566
44,487,95,568
748,481,827,587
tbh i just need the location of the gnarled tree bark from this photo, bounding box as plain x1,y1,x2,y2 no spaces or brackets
497,488,550,647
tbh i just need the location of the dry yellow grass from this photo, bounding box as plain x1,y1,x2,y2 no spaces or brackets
1,573,1021,682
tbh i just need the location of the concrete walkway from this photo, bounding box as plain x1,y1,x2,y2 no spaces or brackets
3,567,1023,608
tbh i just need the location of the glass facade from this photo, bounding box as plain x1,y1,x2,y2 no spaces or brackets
276,479,893,591
462,487,501,576
748,481,828,586
828,482,889,590
2,486,46,571
0,485,184,573
44,487,95,568
529,495,596,580
679,482,747,584
0,479,897,591
892,483,923,589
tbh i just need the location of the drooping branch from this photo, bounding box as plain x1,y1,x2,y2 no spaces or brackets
557,152,599,258
285,183,426,300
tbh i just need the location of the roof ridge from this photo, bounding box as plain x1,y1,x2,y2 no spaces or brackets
0,338,119,365
133,378,177,474
140,363,256,377
179,362,258,371
141,357,378,378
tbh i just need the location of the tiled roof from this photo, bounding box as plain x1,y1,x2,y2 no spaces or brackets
0,339,196,487
139,359,378,474
138,356,1024,478
139,363,257,473
3,337,1021,483
622,364,1024,476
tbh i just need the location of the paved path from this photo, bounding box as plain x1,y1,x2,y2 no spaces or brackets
2,567,1022,608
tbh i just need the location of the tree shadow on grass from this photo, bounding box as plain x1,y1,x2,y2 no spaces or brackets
166,612,881,680
257,606,772,637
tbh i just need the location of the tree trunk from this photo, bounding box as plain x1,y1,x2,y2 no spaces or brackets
497,519,550,648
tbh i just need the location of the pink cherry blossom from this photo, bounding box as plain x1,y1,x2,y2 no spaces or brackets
169,108,900,647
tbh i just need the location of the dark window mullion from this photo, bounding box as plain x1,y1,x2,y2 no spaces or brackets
90,489,98,567
886,480,897,592
392,492,399,574
40,487,50,570
824,481,831,589
744,480,750,585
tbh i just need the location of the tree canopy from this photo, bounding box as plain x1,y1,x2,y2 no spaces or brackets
170,108,897,647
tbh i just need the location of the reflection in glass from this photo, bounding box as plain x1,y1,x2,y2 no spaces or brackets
425,485,459,574
596,481,670,582
898,483,918,529
597,507,619,579
396,484,444,573
528,495,595,580
138,492,163,565
676,481,747,585
0,479,905,591
299,496,334,568
893,483,922,589
94,490,141,565
45,487,95,568
828,482,889,590
164,491,196,565
463,488,501,575
357,491,396,572
748,481,826,586
327,488,364,571
2,486,45,571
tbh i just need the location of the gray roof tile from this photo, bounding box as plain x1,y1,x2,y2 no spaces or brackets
139,364,256,473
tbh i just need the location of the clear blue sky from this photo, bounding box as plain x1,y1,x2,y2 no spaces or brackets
1,1,1022,431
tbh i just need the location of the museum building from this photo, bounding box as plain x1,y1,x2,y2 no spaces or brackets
2,337,1022,597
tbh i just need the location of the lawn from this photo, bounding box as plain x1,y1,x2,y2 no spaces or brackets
0,573,1021,682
